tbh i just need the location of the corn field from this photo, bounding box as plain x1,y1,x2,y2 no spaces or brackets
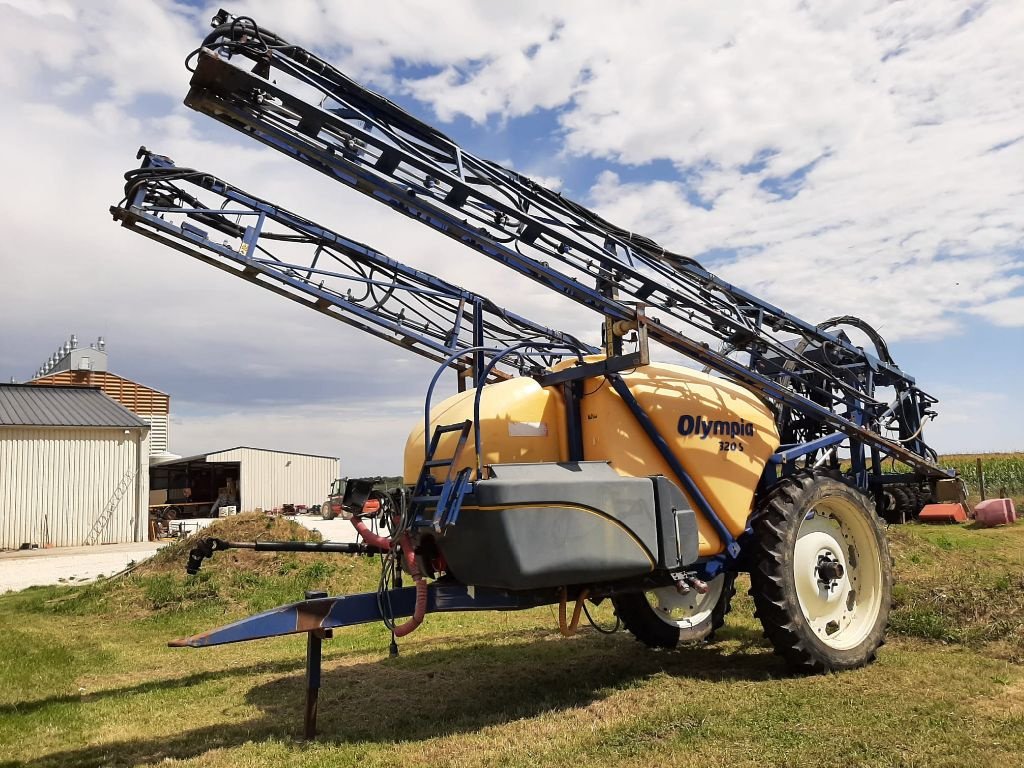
940,453,1024,497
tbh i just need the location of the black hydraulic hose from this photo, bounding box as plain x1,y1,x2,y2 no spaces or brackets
185,537,384,575
582,600,621,634
817,315,895,364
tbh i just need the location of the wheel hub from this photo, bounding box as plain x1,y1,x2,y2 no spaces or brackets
816,554,845,588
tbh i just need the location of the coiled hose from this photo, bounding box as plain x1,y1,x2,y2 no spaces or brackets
350,504,427,637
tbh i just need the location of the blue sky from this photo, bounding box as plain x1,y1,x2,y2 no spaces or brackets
0,1,1021,472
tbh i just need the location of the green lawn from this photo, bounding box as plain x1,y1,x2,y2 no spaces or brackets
2,519,1023,768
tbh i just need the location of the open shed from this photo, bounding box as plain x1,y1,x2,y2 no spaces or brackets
150,446,338,516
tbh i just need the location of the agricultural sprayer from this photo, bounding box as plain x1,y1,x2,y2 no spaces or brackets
110,10,963,736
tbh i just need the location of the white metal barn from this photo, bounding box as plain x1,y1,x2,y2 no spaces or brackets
151,447,338,514
0,384,150,549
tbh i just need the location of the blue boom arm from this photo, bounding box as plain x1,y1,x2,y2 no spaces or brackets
178,13,949,478
110,149,594,384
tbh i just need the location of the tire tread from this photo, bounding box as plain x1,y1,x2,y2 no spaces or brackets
748,471,892,673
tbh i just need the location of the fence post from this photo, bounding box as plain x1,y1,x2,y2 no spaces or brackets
976,457,986,501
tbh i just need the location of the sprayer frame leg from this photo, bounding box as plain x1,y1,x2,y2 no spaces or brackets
303,590,331,740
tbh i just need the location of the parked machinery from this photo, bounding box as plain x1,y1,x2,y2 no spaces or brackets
111,11,962,688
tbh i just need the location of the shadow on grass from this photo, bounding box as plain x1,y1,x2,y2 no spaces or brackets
0,656,308,718
3,626,782,768
0,625,542,719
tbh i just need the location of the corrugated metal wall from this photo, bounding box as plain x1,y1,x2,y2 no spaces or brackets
0,427,149,548
143,414,168,454
205,448,337,512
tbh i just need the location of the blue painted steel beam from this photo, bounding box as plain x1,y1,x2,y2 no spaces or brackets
111,151,594,381
169,584,553,648
179,42,951,479
769,432,847,464
605,374,740,558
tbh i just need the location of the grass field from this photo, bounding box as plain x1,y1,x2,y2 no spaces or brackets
2,515,1023,768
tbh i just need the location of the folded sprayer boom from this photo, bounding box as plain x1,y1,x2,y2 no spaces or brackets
174,16,949,479
111,150,593,383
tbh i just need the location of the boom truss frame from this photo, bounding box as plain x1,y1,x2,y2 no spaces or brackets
111,149,593,385
174,15,948,480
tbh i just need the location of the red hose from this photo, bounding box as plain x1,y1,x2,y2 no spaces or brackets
391,532,427,638
350,514,391,550
348,503,426,637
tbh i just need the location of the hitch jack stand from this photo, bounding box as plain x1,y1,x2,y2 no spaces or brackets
303,590,331,740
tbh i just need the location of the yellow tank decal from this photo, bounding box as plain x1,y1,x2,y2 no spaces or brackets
458,502,657,568
575,362,780,555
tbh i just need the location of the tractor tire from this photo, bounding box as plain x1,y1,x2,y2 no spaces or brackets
879,488,901,524
320,501,336,521
909,485,929,516
612,572,736,648
749,472,892,673
882,485,915,524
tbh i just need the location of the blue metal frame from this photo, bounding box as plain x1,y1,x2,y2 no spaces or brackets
770,433,848,465
170,583,558,648
180,35,950,481
603,374,741,558
112,150,595,383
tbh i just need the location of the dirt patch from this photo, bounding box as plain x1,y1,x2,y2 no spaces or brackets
138,513,324,578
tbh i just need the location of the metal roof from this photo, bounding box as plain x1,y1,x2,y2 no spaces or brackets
153,445,339,466
0,384,148,429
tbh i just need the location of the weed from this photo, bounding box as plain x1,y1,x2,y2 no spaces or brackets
888,524,1024,657
302,561,333,581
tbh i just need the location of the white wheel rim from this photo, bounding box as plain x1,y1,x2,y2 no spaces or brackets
645,573,725,629
794,495,883,651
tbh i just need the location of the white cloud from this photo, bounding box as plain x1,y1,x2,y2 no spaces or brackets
1,0,200,103
968,296,1024,327
171,398,424,476
218,0,565,90
0,0,1020,462
392,1,1024,341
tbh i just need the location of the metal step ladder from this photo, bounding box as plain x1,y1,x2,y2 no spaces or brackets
410,420,474,532
84,466,138,545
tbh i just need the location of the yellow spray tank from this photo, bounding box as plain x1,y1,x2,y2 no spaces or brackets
404,360,780,558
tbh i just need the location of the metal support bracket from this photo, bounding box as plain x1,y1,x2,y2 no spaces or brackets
302,590,333,740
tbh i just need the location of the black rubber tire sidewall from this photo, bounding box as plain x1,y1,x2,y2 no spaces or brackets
750,473,893,673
